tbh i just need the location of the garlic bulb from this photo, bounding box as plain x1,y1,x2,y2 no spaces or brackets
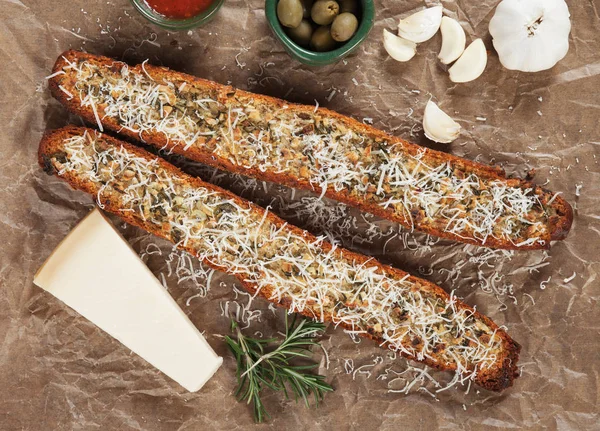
448,39,487,83
489,0,571,72
423,100,461,144
383,29,417,62
438,17,466,65
397,5,443,43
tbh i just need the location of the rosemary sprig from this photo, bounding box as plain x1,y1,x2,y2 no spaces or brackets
224,314,333,422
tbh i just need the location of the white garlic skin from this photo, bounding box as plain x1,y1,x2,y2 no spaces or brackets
383,29,417,62
423,100,461,144
489,0,571,72
438,17,466,65
448,39,488,83
397,5,443,43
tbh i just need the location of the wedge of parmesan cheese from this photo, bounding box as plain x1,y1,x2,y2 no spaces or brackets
34,208,222,392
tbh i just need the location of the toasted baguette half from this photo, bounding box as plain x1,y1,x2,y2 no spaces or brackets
48,50,572,251
39,125,521,391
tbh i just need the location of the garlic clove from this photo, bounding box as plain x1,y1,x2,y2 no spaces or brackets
397,5,443,43
438,17,466,65
423,100,461,144
383,29,417,62
489,0,571,72
448,39,487,83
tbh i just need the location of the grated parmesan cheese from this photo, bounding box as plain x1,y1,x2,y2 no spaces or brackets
55,58,559,248
49,130,512,382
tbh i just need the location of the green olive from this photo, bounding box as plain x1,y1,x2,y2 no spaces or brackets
311,0,340,26
330,12,358,42
338,0,358,14
300,0,313,18
277,0,304,28
286,19,314,47
310,25,337,51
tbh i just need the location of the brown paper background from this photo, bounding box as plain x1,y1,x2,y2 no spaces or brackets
1,0,599,429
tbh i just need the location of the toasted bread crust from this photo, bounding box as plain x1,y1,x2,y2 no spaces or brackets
48,50,572,251
38,125,521,391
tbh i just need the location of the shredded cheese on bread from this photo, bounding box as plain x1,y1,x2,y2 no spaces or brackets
39,126,521,391
49,51,572,250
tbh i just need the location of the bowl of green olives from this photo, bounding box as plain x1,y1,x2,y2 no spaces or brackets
265,0,375,66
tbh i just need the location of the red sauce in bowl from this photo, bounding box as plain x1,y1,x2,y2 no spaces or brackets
145,0,215,19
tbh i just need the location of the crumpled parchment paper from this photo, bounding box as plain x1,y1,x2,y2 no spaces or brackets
1,0,599,429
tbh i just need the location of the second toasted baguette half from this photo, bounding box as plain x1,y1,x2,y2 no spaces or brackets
39,126,521,392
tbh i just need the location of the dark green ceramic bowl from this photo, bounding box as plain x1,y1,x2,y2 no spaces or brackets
265,0,375,66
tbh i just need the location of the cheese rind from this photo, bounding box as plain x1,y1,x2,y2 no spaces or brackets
34,208,222,392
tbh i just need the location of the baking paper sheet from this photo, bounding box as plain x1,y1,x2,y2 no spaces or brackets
0,0,598,429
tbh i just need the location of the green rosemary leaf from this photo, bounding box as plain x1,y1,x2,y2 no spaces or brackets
224,315,333,422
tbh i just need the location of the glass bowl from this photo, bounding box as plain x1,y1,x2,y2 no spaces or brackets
130,0,225,31
265,0,375,66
